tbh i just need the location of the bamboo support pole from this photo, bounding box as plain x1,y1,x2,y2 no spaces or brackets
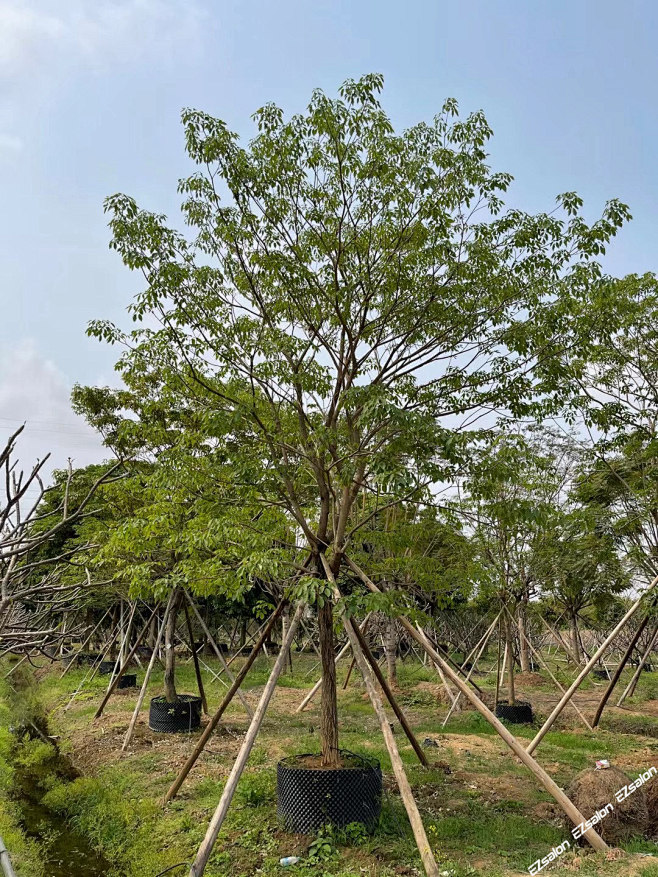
318,558,439,877
350,616,428,766
164,601,287,804
414,624,457,705
105,602,136,693
592,614,650,728
345,554,609,853
188,604,305,877
59,608,111,679
507,606,593,732
64,628,119,713
184,602,208,715
121,593,174,752
540,615,579,665
0,835,17,877
618,625,658,706
94,604,160,720
295,612,372,712
184,591,253,720
527,588,655,755
442,613,500,727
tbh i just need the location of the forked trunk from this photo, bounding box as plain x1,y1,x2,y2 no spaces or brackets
318,596,339,767
164,589,181,702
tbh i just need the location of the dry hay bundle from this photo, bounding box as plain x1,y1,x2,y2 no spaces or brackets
565,765,648,843
646,773,658,837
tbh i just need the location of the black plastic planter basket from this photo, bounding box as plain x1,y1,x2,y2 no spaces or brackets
592,668,609,680
495,700,534,724
99,660,119,675
277,751,382,834
148,695,202,734
117,674,137,689
76,652,99,667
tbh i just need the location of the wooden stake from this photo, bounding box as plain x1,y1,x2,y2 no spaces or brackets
60,608,111,679
592,614,649,728
506,606,593,732
188,604,304,877
350,616,428,767
344,554,609,853
443,613,499,727
527,588,654,755
184,602,209,715
618,624,658,706
164,601,287,804
295,613,372,712
184,591,253,720
319,557,439,877
121,593,175,752
94,603,160,720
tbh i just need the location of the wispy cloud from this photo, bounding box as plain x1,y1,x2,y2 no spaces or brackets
0,0,206,84
0,340,106,481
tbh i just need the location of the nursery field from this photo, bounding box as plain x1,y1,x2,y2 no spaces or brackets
3,652,658,877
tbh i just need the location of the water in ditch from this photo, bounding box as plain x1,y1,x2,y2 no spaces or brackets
9,726,112,877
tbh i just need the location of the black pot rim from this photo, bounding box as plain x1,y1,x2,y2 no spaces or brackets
495,699,532,707
150,694,202,705
278,750,380,772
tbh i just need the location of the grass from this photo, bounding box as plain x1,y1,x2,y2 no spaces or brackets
0,652,657,877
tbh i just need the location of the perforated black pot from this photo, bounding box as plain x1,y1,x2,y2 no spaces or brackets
592,668,609,680
99,660,118,675
495,700,534,724
148,695,202,733
277,751,382,833
76,652,99,667
117,674,137,689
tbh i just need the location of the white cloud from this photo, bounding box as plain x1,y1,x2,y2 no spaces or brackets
0,0,206,82
0,340,107,483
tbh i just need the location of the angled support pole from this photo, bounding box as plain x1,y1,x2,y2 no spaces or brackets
345,554,609,853
164,599,287,803
94,603,160,720
188,604,305,877
184,590,253,720
184,602,209,715
320,556,439,877
527,583,656,755
122,592,175,751
506,606,593,732
618,624,658,706
592,613,650,728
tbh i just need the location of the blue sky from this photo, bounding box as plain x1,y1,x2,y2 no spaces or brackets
0,0,656,474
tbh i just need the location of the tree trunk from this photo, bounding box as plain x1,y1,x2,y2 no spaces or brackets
504,607,516,705
518,602,530,673
569,611,582,664
318,596,339,767
164,589,181,702
384,617,398,687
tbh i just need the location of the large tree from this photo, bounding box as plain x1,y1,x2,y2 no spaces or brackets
82,74,630,766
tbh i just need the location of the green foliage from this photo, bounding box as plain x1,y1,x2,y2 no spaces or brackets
80,74,630,575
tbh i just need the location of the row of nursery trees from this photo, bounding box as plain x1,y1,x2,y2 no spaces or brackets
7,75,658,768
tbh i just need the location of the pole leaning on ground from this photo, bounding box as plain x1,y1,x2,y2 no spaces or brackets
526,582,657,756
0,835,17,877
188,604,305,877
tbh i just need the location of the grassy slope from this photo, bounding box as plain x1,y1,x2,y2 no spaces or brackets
8,651,658,877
